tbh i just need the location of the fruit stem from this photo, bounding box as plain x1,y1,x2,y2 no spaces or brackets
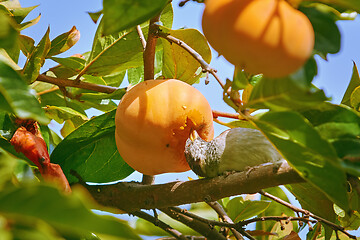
144,15,161,80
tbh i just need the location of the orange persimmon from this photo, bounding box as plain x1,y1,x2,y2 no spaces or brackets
202,0,315,78
115,79,214,175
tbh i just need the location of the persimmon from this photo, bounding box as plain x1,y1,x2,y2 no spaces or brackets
115,79,214,175
202,0,315,78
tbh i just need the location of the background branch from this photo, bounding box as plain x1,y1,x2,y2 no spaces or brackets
85,162,303,212
36,74,119,94
155,30,225,89
259,190,357,239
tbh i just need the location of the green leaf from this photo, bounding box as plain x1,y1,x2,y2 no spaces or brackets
343,63,360,107
0,11,20,61
88,10,102,24
10,5,38,24
226,197,270,222
0,49,20,70
313,0,360,12
18,34,35,57
44,106,88,125
350,86,360,111
102,0,168,35
286,183,336,240
51,110,134,184
301,5,341,56
160,27,211,84
0,184,141,239
50,56,86,72
19,13,41,30
0,147,17,190
0,60,48,124
253,111,349,211
22,27,51,84
247,76,328,111
85,22,145,76
300,103,360,141
257,187,296,234
232,68,249,90
47,26,80,57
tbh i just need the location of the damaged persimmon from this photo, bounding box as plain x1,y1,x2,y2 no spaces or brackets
115,79,214,175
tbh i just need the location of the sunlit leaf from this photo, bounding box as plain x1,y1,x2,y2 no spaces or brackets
0,60,48,124
0,184,141,239
51,110,134,184
47,26,80,57
50,56,86,72
350,86,360,111
44,106,88,125
312,0,360,12
253,111,349,211
160,26,211,84
19,34,35,57
22,27,51,84
0,147,17,190
9,5,38,24
342,63,360,108
102,0,168,35
226,197,270,221
19,13,41,30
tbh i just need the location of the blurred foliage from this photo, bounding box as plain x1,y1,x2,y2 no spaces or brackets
0,0,359,239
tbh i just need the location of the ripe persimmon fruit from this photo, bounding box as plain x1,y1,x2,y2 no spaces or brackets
202,0,315,78
115,79,214,175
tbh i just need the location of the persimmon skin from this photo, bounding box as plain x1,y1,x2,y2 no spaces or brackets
115,79,214,175
202,0,315,78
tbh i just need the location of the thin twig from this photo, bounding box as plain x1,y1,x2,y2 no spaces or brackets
207,201,244,240
259,190,357,239
36,74,119,94
136,25,147,50
155,30,225,89
132,211,188,240
160,207,227,240
212,110,241,119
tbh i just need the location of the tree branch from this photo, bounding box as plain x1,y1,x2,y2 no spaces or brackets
155,30,225,89
259,190,357,239
144,15,161,80
85,162,303,212
36,74,119,94
160,207,227,240
132,210,188,240
207,201,244,240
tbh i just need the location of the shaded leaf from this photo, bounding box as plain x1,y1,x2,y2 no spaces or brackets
300,103,360,140
257,187,296,236
226,197,270,221
51,110,134,184
247,76,328,111
286,183,335,240
301,6,341,56
313,0,360,13
160,26,211,84
102,0,168,35
0,60,48,124
0,147,17,190
88,10,102,24
18,34,35,57
47,26,80,57
253,111,349,211
22,27,51,84
0,184,141,239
